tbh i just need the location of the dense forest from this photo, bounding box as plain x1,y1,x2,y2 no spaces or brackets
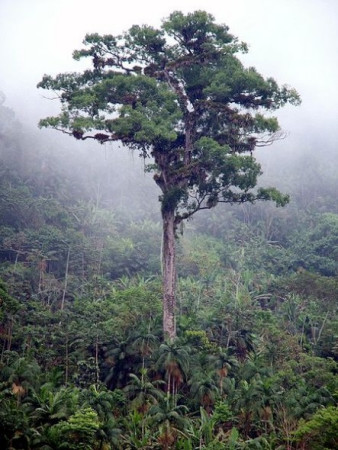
0,91,337,449
0,13,338,449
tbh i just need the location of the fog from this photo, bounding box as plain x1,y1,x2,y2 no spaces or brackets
0,0,337,201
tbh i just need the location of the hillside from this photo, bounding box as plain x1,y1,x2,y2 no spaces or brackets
0,98,337,449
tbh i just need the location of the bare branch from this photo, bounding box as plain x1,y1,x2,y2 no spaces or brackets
256,130,287,147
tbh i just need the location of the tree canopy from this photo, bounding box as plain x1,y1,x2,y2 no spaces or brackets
38,10,299,219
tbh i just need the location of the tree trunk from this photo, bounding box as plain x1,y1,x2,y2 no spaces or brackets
95,333,100,388
61,246,70,311
162,209,177,341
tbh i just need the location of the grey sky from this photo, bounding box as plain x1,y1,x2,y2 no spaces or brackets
0,0,337,141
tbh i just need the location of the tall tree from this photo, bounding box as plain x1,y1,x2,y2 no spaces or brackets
38,10,300,340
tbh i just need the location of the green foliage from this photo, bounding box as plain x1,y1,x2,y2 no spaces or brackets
184,330,216,351
293,406,338,449
0,279,20,318
289,212,338,275
212,401,234,425
48,407,100,450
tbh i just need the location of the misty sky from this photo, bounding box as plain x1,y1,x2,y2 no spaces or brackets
1,0,337,146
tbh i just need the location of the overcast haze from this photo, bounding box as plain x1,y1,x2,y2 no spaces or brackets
0,0,337,153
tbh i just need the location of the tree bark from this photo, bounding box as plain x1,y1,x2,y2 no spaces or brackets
162,209,177,341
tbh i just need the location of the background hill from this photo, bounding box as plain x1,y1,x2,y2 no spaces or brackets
0,94,337,449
